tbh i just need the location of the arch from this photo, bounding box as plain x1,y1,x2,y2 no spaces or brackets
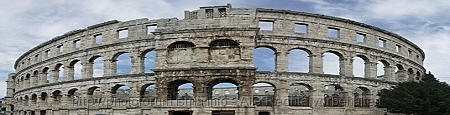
207,78,240,100
55,63,64,82
90,56,104,77
209,39,239,47
25,73,30,80
353,55,369,77
167,79,195,100
377,60,390,77
253,47,276,71
416,71,422,80
408,68,414,81
255,45,277,52
111,84,131,101
87,86,100,95
168,41,195,49
67,88,79,105
40,92,48,101
354,87,371,107
42,67,51,81
324,84,345,107
395,64,404,71
70,60,82,80
140,83,156,102
33,70,39,77
31,94,37,104
288,48,310,72
252,82,276,106
115,52,132,74
68,88,79,95
323,51,341,75
143,49,156,73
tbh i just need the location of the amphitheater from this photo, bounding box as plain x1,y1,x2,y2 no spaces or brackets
3,4,426,115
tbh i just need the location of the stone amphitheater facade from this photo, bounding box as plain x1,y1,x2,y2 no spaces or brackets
4,4,426,115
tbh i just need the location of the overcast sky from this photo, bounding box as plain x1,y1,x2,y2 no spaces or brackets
1,0,450,98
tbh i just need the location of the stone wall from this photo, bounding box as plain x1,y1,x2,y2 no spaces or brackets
5,4,424,115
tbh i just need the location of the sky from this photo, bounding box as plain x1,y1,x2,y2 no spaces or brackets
1,0,450,98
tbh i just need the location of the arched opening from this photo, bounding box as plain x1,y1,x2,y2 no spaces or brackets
168,41,196,49
354,87,370,107
288,83,312,107
40,92,48,104
209,39,241,64
288,49,310,72
143,50,156,73
253,47,276,71
416,71,422,80
408,68,414,81
140,83,156,102
33,71,39,85
167,80,194,100
25,74,30,87
68,88,79,105
90,56,104,77
211,82,238,100
323,52,341,75
42,67,50,82
207,78,239,100
252,82,276,106
324,84,345,107
87,86,102,103
24,95,29,106
112,84,131,102
70,60,82,80
167,41,195,64
377,60,389,77
55,64,64,82
395,64,406,82
353,56,367,77
115,52,132,74
31,94,37,105
52,90,62,105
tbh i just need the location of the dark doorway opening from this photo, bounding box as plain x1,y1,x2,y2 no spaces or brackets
31,111,35,115
40,110,46,115
212,110,235,115
169,110,193,115
258,111,270,115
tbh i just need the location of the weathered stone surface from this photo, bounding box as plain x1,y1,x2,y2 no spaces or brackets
5,4,424,115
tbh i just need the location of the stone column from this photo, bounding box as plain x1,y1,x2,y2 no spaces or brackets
103,59,117,76
384,66,395,82
275,51,288,72
397,70,407,82
65,66,74,81
339,57,353,77
364,62,377,78
309,54,323,74
51,70,60,83
82,62,93,78
39,72,48,85
131,53,145,74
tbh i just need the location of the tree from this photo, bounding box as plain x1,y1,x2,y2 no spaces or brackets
377,72,450,115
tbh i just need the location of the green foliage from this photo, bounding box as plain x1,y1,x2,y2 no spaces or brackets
377,72,450,115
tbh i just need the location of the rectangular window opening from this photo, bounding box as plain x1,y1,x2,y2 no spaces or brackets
294,23,307,34
58,45,64,53
95,34,103,44
327,27,339,38
378,39,385,47
259,20,273,31
356,33,365,42
408,50,412,56
147,25,157,35
45,50,50,57
35,54,39,61
396,45,401,52
225,90,230,95
74,40,81,49
206,9,214,19
219,8,227,17
118,29,128,39
212,110,235,115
